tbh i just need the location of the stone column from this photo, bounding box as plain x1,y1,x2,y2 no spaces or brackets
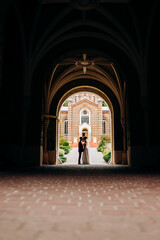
114,116,123,165
141,96,150,146
19,95,31,165
47,117,56,164
68,98,73,142
43,117,50,164
97,99,103,141
121,118,127,165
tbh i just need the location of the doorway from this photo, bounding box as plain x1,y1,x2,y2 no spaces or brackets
82,128,88,139
56,88,114,165
43,58,127,166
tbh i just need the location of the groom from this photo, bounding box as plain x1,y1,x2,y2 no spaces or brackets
78,137,83,164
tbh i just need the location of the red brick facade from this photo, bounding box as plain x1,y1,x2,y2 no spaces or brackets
59,92,111,143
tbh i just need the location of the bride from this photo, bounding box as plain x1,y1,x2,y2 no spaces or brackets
82,137,91,164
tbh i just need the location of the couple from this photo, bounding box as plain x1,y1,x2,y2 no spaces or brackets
78,136,91,165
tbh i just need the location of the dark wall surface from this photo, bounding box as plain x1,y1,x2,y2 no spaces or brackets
0,0,160,167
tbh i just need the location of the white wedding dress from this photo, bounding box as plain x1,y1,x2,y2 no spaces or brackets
82,140,91,164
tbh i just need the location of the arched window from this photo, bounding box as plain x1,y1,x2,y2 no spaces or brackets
80,109,90,124
64,120,68,135
102,120,106,134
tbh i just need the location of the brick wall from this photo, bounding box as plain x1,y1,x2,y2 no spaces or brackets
59,93,111,143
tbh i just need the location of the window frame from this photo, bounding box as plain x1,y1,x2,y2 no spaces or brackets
64,120,68,135
102,120,106,134
80,108,90,125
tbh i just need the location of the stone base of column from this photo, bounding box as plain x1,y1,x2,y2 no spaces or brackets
122,152,127,165
114,150,122,164
48,150,56,164
43,152,48,164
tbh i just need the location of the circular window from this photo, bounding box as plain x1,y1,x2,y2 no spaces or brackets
83,110,87,115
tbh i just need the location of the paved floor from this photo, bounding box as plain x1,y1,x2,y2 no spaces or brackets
64,147,105,165
0,166,160,240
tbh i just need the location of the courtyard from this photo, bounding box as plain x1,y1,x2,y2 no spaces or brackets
63,147,105,165
0,166,160,240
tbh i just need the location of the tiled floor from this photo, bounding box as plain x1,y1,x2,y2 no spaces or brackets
0,166,160,240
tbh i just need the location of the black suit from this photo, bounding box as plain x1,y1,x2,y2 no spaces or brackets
78,141,83,164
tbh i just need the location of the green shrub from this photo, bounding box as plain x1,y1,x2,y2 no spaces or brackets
59,135,66,146
60,146,69,154
97,147,101,152
101,134,111,143
97,135,111,152
100,145,109,154
63,141,69,146
97,139,105,151
98,139,105,148
103,149,110,156
63,101,68,107
67,146,73,151
103,152,111,163
102,101,107,106
60,156,67,163
59,149,65,156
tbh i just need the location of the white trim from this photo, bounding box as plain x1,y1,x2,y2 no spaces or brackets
60,106,68,111
102,106,109,111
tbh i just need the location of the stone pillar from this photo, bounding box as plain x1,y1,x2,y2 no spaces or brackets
43,117,50,164
19,95,31,165
56,119,60,164
47,117,56,164
114,116,123,165
97,99,103,141
141,96,150,146
107,111,111,138
68,98,73,142
121,118,127,165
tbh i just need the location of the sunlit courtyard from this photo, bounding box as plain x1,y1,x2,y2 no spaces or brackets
63,147,105,165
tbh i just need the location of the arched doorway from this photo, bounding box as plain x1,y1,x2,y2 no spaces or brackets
39,48,127,167
82,128,88,138
56,86,114,164
57,90,113,165
82,129,88,139
42,69,125,166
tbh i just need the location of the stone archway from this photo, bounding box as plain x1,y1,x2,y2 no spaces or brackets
41,52,127,166
44,82,124,166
